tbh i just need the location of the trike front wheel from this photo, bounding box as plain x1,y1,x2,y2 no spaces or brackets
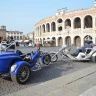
43,55,51,65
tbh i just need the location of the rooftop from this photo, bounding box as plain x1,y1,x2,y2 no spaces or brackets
7,30,23,33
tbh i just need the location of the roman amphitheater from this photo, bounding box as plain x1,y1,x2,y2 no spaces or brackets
34,2,96,47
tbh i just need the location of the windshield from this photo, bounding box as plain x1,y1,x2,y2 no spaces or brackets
0,41,16,52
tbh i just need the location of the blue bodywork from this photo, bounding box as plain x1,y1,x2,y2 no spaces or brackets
0,50,44,74
10,61,31,75
10,51,41,75
0,51,23,73
0,49,50,77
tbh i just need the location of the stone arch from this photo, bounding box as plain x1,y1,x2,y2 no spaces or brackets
38,27,39,36
42,24,45,32
74,17,81,28
43,38,45,42
74,36,81,47
65,19,71,29
40,26,41,35
65,36,71,45
58,37,63,46
52,37,56,46
46,23,50,32
14,36,16,40
58,26,62,31
57,18,63,23
47,37,50,39
84,15,92,28
84,35,92,44
40,38,42,44
51,22,56,31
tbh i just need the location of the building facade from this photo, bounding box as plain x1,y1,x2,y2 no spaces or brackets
0,25,23,41
6,30,23,40
27,31,34,42
34,2,96,47
0,25,6,40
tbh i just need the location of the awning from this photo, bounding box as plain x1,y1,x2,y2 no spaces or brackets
18,40,23,42
15,40,19,42
44,39,54,42
15,40,23,42
24,40,29,42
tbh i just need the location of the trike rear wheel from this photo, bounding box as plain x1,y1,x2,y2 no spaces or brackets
11,65,30,84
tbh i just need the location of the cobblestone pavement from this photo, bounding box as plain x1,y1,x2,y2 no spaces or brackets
0,47,96,96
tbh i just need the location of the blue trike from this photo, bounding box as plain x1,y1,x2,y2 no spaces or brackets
0,42,51,84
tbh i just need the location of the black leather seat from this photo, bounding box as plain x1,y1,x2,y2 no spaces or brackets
16,50,26,58
16,50,33,63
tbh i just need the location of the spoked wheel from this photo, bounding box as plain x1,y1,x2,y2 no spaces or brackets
50,53,58,62
11,65,30,84
43,55,51,65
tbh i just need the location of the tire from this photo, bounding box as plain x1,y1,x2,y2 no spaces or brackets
43,55,51,65
91,52,96,63
50,53,58,62
92,56,96,63
11,65,30,84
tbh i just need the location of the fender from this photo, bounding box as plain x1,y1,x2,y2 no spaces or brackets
50,51,59,55
50,51,57,56
10,61,31,75
92,52,96,57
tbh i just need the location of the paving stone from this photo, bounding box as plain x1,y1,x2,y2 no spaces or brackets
79,85,96,96
50,87,78,96
4,64,96,96
62,73,96,95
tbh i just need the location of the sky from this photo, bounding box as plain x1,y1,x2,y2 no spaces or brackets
0,0,95,35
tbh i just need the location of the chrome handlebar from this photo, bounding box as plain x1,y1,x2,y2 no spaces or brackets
0,41,16,52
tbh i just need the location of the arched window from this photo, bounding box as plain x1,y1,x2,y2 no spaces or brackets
46,23,50,32
42,24,45,32
58,26,62,31
51,22,56,31
84,15,92,28
65,19,71,29
57,18,63,23
74,17,81,28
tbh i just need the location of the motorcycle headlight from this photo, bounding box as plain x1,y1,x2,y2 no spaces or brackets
11,64,17,72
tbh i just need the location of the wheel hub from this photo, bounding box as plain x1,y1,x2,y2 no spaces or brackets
21,71,26,77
